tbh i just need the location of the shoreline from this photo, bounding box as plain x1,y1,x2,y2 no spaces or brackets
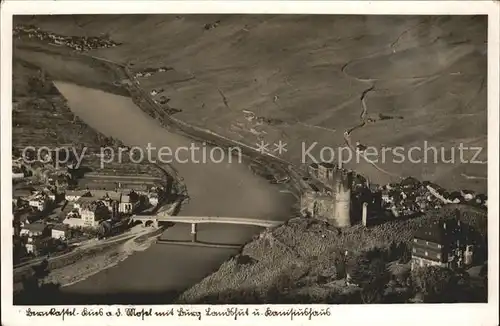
56,227,165,289
14,199,182,293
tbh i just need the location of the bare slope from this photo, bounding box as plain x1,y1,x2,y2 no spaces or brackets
17,15,488,192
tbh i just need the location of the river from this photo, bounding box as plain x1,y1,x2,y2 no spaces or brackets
52,81,295,301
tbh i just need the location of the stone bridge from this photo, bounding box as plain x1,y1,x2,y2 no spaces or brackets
130,215,284,243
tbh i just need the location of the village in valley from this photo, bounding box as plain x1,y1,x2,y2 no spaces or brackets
13,25,120,52
12,149,169,265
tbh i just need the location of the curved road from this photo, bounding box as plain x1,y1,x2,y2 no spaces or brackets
342,84,402,179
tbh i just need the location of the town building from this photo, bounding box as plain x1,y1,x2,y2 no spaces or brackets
119,184,150,194
26,237,51,256
119,195,134,214
317,162,335,182
51,224,69,240
411,219,474,270
307,163,319,179
73,196,97,211
92,191,122,211
12,171,25,179
69,189,141,226
148,192,159,207
63,217,86,228
461,190,476,201
20,222,49,238
475,194,487,206
65,190,92,202
28,193,51,212
80,201,110,228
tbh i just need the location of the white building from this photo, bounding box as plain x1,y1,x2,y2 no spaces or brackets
119,195,134,213
28,195,50,212
381,193,393,204
65,190,91,202
51,225,69,240
80,208,98,227
26,238,50,256
20,222,48,238
12,172,25,179
461,190,475,201
63,217,86,228
148,193,159,207
80,201,109,228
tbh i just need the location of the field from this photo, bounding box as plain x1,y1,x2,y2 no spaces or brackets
14,14,488,192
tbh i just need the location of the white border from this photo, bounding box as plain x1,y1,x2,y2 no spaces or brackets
1,1,499,326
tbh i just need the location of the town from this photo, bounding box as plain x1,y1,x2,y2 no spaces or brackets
13,24,120,52
301,161,488,273
302,161,487,225
12,149,168,265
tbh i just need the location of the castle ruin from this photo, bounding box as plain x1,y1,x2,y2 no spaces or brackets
301,165,353,227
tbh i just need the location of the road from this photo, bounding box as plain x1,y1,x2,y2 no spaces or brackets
88,53,305,201
342,85,401,179
14,223,158,273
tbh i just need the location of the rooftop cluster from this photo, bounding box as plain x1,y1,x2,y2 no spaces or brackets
14,25,121,52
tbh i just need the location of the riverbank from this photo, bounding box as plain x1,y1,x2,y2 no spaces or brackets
50,227,164,288
13,225,162,290
13,226,165,305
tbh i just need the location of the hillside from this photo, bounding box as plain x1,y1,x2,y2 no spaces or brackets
176,205,487,304
11,57,163,177
14,15,488,192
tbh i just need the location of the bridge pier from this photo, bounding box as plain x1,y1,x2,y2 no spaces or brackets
190,223,197,242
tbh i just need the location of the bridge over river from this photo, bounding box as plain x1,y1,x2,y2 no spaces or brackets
130,215,284,248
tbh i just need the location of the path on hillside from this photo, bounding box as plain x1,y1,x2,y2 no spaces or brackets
342,85,402,179
338,27,447,180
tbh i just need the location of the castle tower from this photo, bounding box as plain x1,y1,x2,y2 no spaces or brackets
332,170,352,227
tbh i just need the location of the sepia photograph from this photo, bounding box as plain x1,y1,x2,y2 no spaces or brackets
1,1,498,325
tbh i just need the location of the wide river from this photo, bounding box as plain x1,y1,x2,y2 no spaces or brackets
53,81,295,302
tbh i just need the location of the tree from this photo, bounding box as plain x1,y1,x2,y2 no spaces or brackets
479,263,488,290
388,241,398,261
398,242,411,264
347,250,389,303
412,266,459,302
13,235,27,264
